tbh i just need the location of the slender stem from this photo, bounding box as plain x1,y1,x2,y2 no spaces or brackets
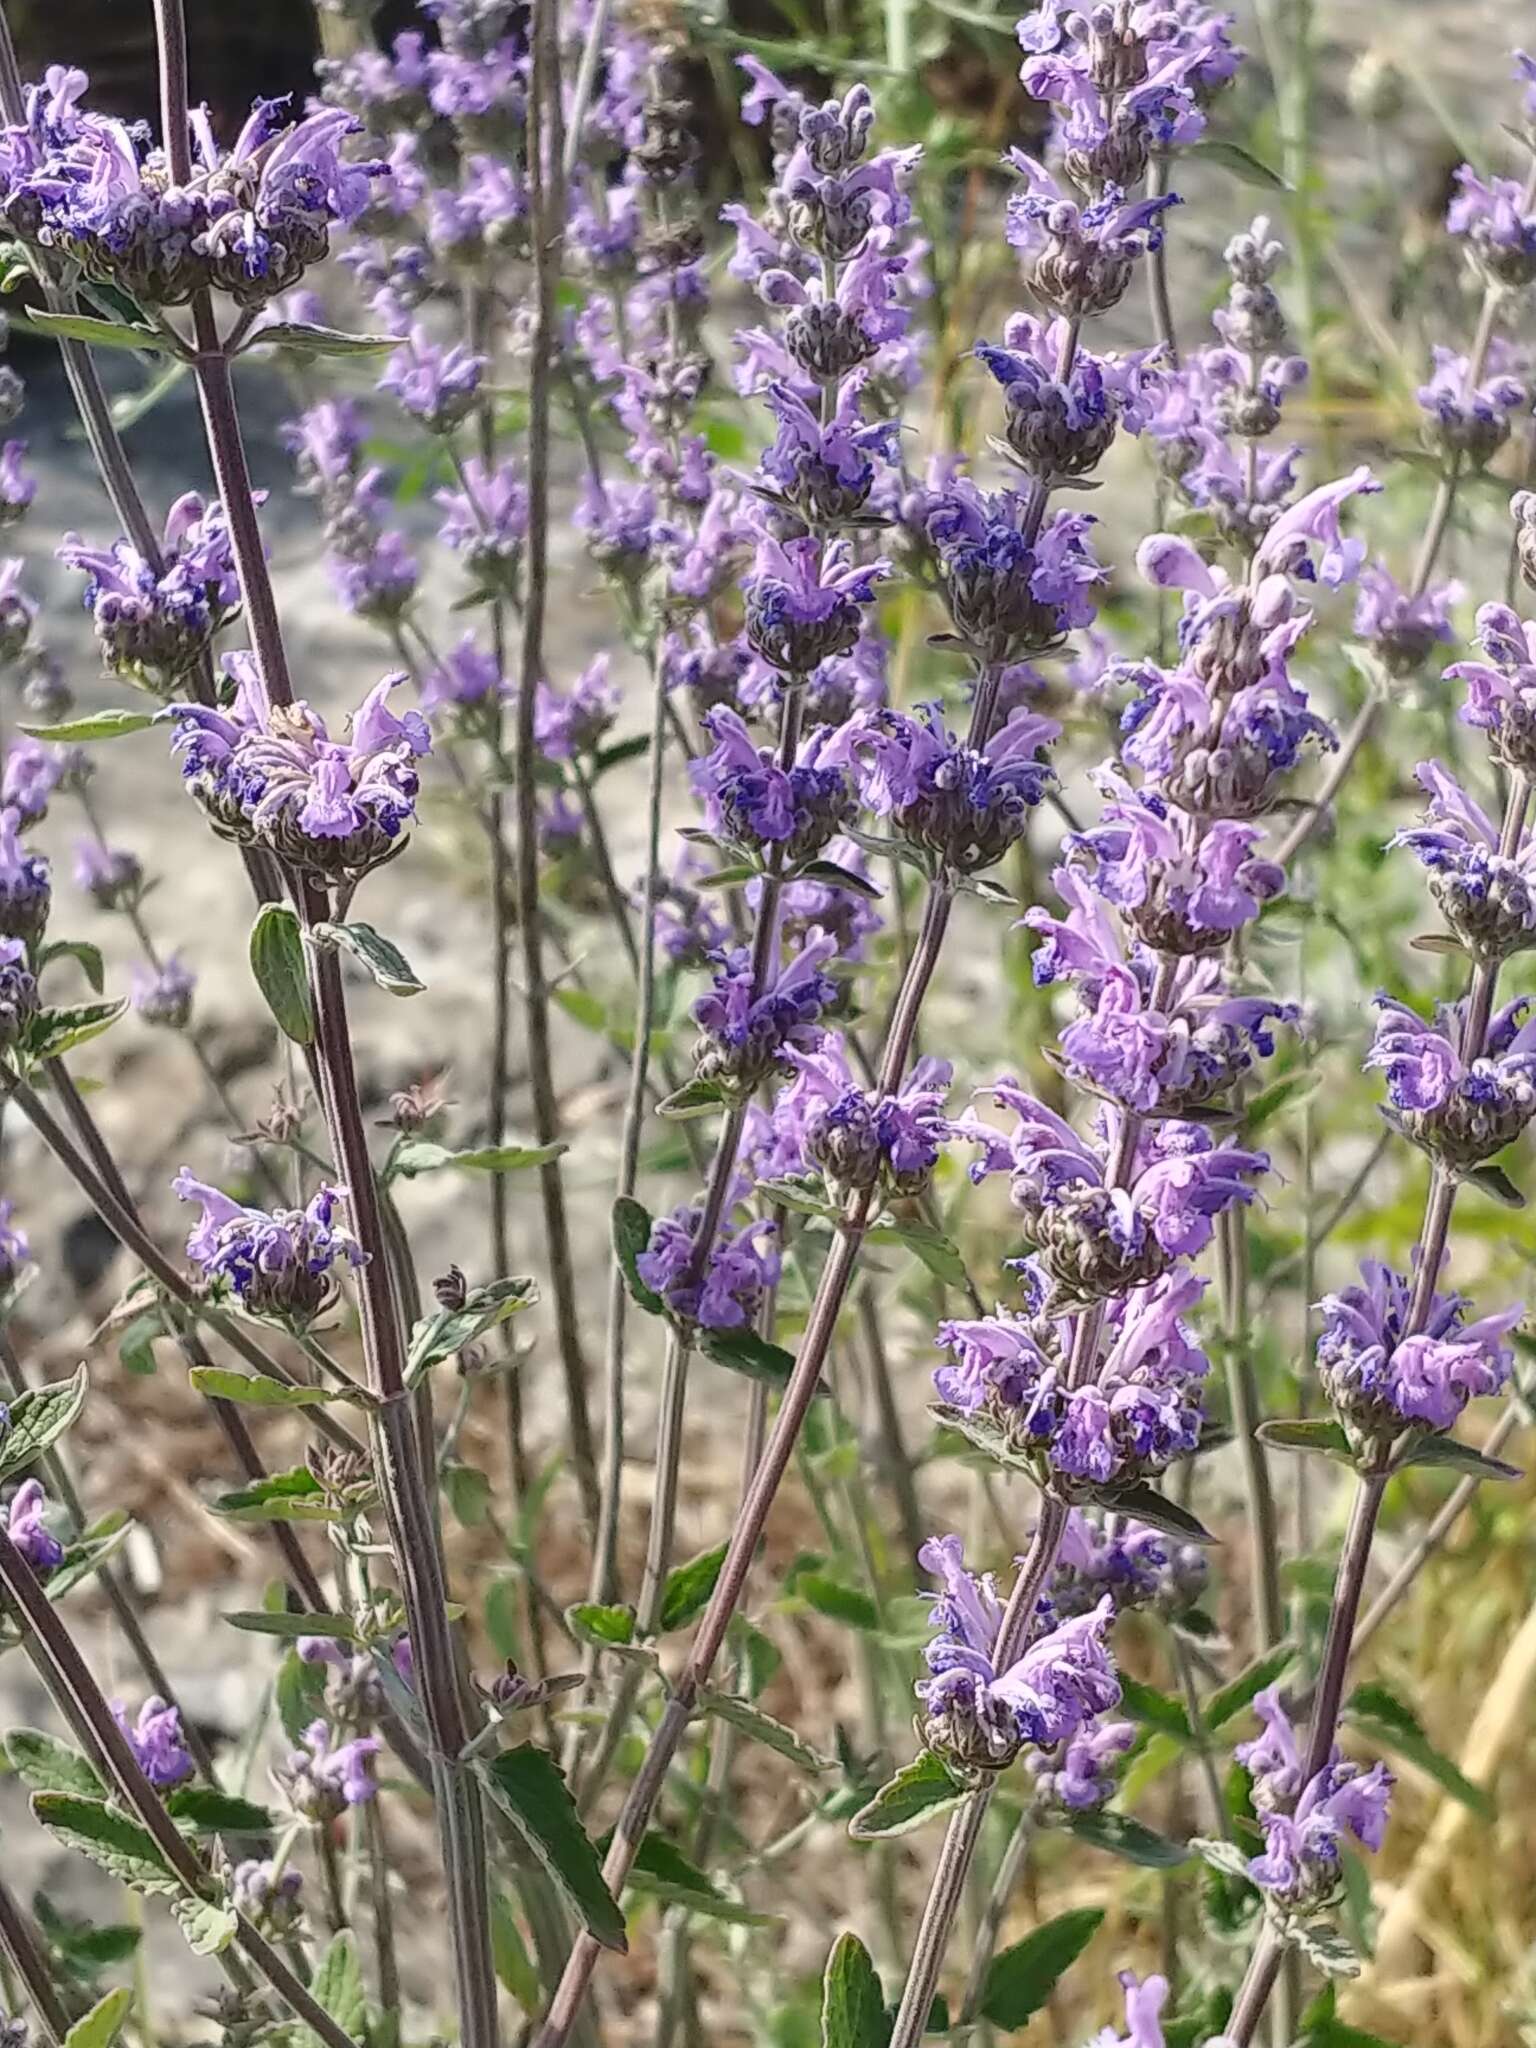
1144,156,1179,366
955,1810,1033,2026
1220,1207,1283,1651
0,1528,359,2048
858,1286,925,1569
516,0,599,1528
0,1871,68,2048
1169,1631,1231,1839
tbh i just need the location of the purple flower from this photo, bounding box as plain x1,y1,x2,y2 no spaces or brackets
72,837,141,911
1086,1972,1177,2048
1448,601,1536,772
0,805,49,943
0,439,33,524
744,535,890,676
1238,1689,1393,1912
651,848,733,969
169,666,430,878
1067,784,1284,952
692,707,852,861
131,954,196,1030
112,1696,194,1789
1315,1259,1520,1440
636,1205,779,1331
1446,166,1536,285
5,1479,63,1573
926,483,1103,658
1051,1507,1207,1621
826,701,1058,872
692,929,840,1094
1366,992,1536,1168
934,1264,1210,1487
279,1719,382,1818
1416,345,1526,466
758,374,900,522
976,314,1164,479
1026,1715,1135,1815
1005,154,1178,318
2,737,59,823
778,1037,956,1197
434,456,527,589
535,658,619,761
58,495,241,691
232,1858,304,1934
916,1533,1120,1772
1353,564,1461,677
421,634,505,717
379,325,486,432
0,934,38,1048
0,1199,28,1290
1392,759,1536,961
174,1169,366,1325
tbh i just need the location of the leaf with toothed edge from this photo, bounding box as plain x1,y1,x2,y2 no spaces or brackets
312,920,424,996
1064,1810,1191,1868
249,904,314,1045
0,1365,88,1483
62,1987,135,2048
1391,1432,1521,1483
31,1794,179,1897
697,1689,831,1773
848,1751,966,1839
977,1909,1105,2029
479,1747,627,1953
1255,1418,1357,1464
1089,1481,1217,1546
611,1197,666,1317
819,1932,889,2048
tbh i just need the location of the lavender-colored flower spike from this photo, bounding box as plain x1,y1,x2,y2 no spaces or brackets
131,954,197,1030
1236,1687,1394,1916
0,935,39,1049
278,1719,382,1819
111,1697,195,1789
0,805,49,944
5,1479,64,1573
174,1170,366,1326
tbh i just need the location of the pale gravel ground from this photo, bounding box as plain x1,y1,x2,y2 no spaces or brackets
0,0,1529,2028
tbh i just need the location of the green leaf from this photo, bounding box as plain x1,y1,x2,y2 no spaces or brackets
5,1728,104,1798
165,1785,275,1835
22,999,128,1063
249,905,314,1046
211,1466,340,1524
611,1197,666,1316
754,1175,837,1219
190,1366,370,1411
1207,1645,1298,1731
798,859,882,900
657,1077,727,1120
172,1897,239,1958
1184,138,1289,189
443,1461,492,1527
405,1276,539,1384
1094,1482,1217,1545
697,1689,831,1773
1255,1418,1357,1464
222,1609,356,1643
117,1310,163,1376
865,1218,967,1289
304,1931,367,2045
389,1138,565,1178
659,1542,729,1632
480,1747,627,1953
1464,1162,1525,1208
489,1889,541,2012
700,1325,820,1395
565,1602,636,1648
249,321,400,356
31,1794,178,1896
275,1650,330,1746
1392,1433,1521,1483
313,920,424,997
37,939,105,994
1064,1810,1191,1868
1410,932,1466,957
820,1931,889,2048
20,709,157,744
848,1752,966,1840
1288,1921,1360,1979
627,1834,776,1926
63,1985,134,2048
978,1908,1104,2030
0,1364,88,1483
793,1572,880,1632
1345,1682,1491,1819
1116,1676,1191,1740
24,308,173,351
1191,1835,1253,1882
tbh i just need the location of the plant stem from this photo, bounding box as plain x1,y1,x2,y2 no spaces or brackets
858,1285,925,1569
0,1871,68,2048
955,1809,1033,2026
515,0,600,1529
0,1526,359,2048
1219,1206,1283,1652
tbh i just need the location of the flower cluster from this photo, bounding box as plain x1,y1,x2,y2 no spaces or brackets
58,495,240,692
174,1170,366,1326
1050,1507,1208,1621
283,400,420,623
132,954,196,1030
1449,601,1536,774
1314,1259,1519,1450
169,664,430,879
1393,761,1536,962
5,1479,63,1574
916,1534,1120,1776
692,707,853,864
1237,1688,1393,1916
0,72,380,306
0,804,49,943
0,935,38,1048
1367,992,1536,1171
691,930,840,1096
636,1204,780,1332
0,1200,27,1291
276,1718,382,1820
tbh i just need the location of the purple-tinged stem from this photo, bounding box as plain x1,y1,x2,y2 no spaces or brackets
1224,770,1532,2045
1144,156,1180,367
515,0,600,1529
0,1526,359,2048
